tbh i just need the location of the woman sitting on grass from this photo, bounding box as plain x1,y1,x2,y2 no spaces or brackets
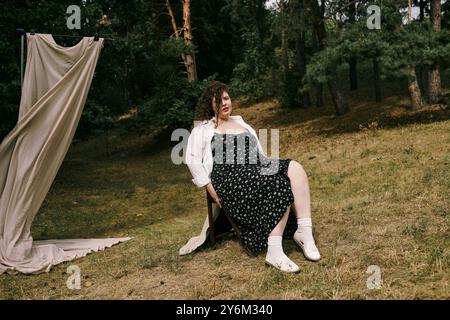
185,81,321,273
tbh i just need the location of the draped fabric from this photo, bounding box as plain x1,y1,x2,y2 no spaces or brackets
0,34,130,274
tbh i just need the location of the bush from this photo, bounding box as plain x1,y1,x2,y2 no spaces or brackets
136,75,218,131
77,102,116,134
0,81,20,141
230,31,278,102
279,70,301,108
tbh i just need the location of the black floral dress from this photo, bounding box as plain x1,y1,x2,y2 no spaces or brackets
210,130,297,255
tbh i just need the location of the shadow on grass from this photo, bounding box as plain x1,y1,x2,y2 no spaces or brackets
257,92,449,138
318,103,449,137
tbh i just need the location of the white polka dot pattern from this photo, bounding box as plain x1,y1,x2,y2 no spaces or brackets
210,131,297,255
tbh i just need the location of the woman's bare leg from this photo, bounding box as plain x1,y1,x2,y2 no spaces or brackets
269,206,290,236
287,161,311,219
287,160,321,261
265,206,299,272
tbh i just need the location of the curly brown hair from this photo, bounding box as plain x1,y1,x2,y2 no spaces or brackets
194,81,230,128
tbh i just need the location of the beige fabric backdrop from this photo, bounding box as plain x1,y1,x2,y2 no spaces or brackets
0,34,129,275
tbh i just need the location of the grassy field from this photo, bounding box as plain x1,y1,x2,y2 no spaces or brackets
0,87,449,299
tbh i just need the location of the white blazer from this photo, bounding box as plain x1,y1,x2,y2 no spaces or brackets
185,115,266,187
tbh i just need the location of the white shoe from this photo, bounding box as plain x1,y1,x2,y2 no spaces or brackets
265,255,300,273
294,237,321,262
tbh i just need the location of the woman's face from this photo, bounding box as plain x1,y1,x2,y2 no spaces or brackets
212,91,232,119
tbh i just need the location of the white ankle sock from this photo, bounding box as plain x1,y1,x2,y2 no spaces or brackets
265,235,299,272
294,218,315,244
294,218,321,261
266,235,285,261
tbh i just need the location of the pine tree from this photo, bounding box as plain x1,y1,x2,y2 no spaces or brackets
429,0,441,103
165,0,197,81
407,0,425,109
309,0,349,115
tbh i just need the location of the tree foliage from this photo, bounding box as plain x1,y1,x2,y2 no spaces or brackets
0,0,449,140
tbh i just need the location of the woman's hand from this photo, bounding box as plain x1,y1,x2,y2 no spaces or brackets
206,183,222,208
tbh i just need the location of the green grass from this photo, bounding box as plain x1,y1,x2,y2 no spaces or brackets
0,87,449,300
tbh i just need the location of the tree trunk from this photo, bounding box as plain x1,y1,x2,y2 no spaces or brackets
408,67,425,110
429,70,441,103
279,0,289,73
328,72,349,115
311,0,349,114
320,0,325,17
373,58,382,102
165,0,180,39
419,0,426,20
406,0,425,109
429,0,441,103
408,0,412,22
311,30,323,108
281,28,289,74
295,31,311,108
348,1,358,91
182,0,197,82
349,58,358,91
417,0,428,100
419,65,429,99
165,0,192,81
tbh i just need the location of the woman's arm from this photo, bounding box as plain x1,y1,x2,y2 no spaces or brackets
206,182,222,208
185,126,222,207
185,126,211,188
